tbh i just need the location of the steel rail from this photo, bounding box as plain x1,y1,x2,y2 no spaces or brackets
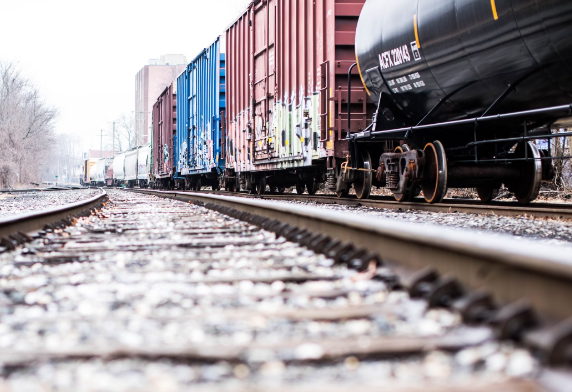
134,189,572,323
166,190,572,220
0,189,108,239
256,193,572,219
0,186,87,193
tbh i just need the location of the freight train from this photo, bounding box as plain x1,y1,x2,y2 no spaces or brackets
130,0,572,204
107,145,151,188
88,158,114,186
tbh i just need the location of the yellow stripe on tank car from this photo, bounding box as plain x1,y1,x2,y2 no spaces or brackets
356,51,371,96
491,0,499,20
414,14,421,49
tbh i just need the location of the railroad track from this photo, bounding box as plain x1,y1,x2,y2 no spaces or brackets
0,188,108,249
187,190,572,220
0,186,86,193
132,189,572,383
0,189,570,390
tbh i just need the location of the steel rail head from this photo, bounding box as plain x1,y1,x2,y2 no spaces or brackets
0,187,89,193
0,189,108,240
219,191,572,220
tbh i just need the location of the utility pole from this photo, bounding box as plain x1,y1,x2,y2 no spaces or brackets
100,130,104,158
108,122,116,156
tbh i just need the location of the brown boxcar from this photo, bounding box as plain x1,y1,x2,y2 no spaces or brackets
225,0,374,194
152,83,177,188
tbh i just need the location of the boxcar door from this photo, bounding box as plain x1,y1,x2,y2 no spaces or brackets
252,0,276,163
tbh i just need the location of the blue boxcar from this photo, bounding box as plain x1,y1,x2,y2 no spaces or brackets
175,36,226,190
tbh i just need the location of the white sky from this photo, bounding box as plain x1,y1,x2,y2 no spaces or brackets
0,0,251,151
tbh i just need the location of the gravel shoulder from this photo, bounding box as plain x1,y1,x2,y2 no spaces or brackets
0,189,100,218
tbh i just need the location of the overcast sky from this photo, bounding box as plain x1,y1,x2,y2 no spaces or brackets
0,0,251,151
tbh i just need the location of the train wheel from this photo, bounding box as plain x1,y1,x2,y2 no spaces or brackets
335,164,350,198
277,187,285,194
422,141,448,203
513,141,542,204
296,182,306,195
393,190,414,202
269,186,278,193
396,184,421,202
391,145,413,202
336,189,348,198
307,181,319,195
257,177,267,195
248,178,257,194
477,186,499,203
194,178,202,191
354,151,373,200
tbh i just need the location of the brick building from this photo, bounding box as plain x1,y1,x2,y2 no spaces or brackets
135,55,187,145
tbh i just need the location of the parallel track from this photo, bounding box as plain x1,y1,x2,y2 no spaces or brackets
0,189,108,241
174,190,572,220
0,186,86,193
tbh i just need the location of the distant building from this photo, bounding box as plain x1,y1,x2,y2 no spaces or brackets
135,55,187,145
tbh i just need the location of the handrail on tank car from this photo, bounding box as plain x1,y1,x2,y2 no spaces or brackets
361,104,572,139
445,131,572,152
347,62,358,137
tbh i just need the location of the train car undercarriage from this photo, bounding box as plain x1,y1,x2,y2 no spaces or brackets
336,104,571,204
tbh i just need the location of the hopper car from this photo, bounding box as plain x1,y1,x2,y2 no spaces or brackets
110,145,151,188
112,152,126,186
88,158,114,186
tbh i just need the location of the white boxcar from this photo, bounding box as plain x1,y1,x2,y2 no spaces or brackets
112,153,126,184
124,149,138,184
89,164,99,185
89,159,109,186
137,145,151,187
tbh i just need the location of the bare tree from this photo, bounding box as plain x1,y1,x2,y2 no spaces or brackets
42,133,84,185
547,129,571,194
116,113,136,151
0,62,58,188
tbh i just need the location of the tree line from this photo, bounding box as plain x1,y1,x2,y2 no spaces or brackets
0,62,57,188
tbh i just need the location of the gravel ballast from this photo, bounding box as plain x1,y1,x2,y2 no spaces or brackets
0,190,100,218
0,190,543,391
